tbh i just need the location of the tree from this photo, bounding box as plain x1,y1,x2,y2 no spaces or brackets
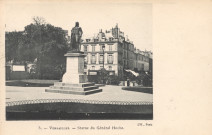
32,16,46,25
5,16,69,79
98,68,109,84
134,71,152,86
5,31,24,62
24,23,68,79
106,75,120,85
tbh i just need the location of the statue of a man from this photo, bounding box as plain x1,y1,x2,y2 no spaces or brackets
69,22,83,52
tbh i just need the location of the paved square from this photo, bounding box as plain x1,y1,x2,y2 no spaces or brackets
6,85,153,103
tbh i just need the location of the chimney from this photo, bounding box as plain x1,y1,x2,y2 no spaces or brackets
116,23,118,28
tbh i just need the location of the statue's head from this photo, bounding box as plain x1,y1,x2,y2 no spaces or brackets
75,22,79,27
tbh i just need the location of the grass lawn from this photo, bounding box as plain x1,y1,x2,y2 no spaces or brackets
6,79,59,87
122,86,153,94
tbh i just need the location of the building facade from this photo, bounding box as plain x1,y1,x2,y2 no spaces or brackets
81,24,151,79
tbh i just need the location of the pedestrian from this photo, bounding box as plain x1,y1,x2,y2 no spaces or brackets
127,79,130,86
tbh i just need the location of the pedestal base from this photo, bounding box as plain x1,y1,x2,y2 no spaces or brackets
61,52,87,84
45,82,102,95
62,73,87,83
45,52,102,95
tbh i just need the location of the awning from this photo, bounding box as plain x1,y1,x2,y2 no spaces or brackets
125,69,139,77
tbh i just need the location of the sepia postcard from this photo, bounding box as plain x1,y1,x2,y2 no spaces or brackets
0,0,212,135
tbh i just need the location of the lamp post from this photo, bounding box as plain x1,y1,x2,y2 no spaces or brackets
102,44,105,84
102,44,105,69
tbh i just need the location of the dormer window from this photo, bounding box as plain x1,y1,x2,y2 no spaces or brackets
94,39,98,42
86,39,90,42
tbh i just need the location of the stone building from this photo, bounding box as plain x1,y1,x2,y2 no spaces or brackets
80,24,151,79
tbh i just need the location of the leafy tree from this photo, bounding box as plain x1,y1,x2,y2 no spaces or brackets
135,71,152,86
6,16,69,79
5,31,24,62
106,75,120,85
98,68,109,84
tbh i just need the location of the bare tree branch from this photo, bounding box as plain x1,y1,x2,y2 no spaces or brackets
32,16,46,25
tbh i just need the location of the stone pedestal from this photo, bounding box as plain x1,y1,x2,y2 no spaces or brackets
45,52,102,95
62,52,87,83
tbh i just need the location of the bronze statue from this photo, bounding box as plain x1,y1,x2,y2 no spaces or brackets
69,22,83,52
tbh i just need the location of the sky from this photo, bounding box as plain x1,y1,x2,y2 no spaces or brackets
4,1,152,51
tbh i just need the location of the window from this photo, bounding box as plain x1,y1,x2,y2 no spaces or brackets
99,54,103,64
84,46,87,52
141,64,144,70
100,66,103,69
84,56,88,69
125,51,127,58
100,45,103,51
109,66,112,70
91,54,96,64
109,45,112,51
92,66,95,70
84,56,88,63
86,39,90,42
92,45,95,52
100,44,105,51
108,54,113,64
84,57,87,69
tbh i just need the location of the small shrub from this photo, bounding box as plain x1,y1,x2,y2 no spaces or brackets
106,75,120,85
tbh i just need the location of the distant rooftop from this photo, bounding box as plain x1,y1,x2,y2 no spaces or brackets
82,24,131,43
81,24,152,58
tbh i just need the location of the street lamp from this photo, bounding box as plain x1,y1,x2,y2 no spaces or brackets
102,44,105,69
102,44,105,84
